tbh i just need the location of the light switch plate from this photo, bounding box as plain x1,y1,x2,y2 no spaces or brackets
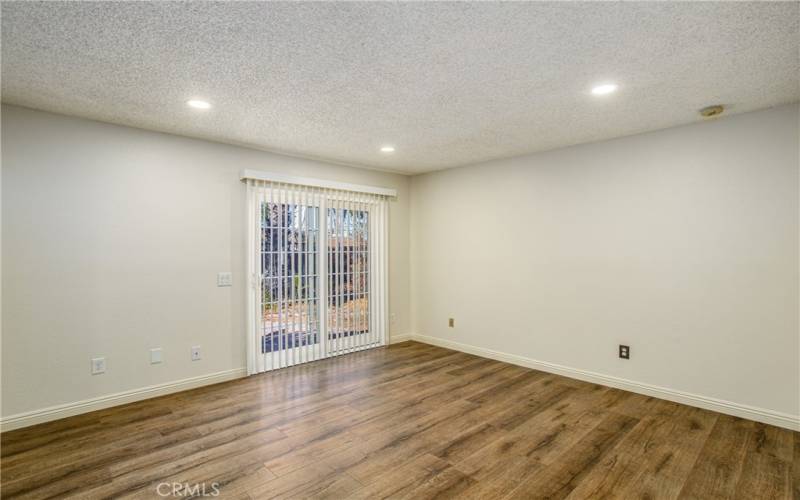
217,272,232,287
150,348,163,364
91,357,106,375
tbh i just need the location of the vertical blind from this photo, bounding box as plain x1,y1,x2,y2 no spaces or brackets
245,177,390,374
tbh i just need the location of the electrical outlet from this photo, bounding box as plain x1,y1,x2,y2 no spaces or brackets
150,348,163,364
217,272,232,287
448,318,455,328
91,357,106,375
619,345,630,359
191,345,202,361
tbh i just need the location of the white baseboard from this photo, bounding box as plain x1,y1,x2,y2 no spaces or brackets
389,333,413,344
5,336,797,432
2,336,412,432
1,368,247,432
410,334,800,431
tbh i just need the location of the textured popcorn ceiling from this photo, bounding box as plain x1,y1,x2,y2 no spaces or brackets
2,2,798,174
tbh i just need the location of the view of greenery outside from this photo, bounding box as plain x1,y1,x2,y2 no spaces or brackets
260,202,369,353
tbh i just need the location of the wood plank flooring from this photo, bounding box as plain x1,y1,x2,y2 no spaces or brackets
1,341,797,499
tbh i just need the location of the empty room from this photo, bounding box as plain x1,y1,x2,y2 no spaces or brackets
1,1,798,499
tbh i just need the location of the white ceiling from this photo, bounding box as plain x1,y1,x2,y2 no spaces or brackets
2,2,798,174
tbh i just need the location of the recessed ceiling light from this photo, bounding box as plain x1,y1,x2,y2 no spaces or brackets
380,146,395,153
186,99,211,109
591,83,618,96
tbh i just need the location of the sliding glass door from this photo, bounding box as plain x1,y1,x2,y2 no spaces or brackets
245,179,389,374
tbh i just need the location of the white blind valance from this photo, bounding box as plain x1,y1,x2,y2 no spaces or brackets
240,170,397,197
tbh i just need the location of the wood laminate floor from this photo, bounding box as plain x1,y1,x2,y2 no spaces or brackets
1,341,797,499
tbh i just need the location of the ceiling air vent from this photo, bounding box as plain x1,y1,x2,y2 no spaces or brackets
699,105,724,118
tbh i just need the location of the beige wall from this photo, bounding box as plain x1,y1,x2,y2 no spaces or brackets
411,104,799,418
3,103,798,426
1,105,411,418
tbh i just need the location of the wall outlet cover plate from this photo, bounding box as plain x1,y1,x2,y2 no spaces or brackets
91,357,106,374
217,272,233,287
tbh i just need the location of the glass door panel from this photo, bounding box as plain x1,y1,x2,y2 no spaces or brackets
260,201,320,357
327,207,370,353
